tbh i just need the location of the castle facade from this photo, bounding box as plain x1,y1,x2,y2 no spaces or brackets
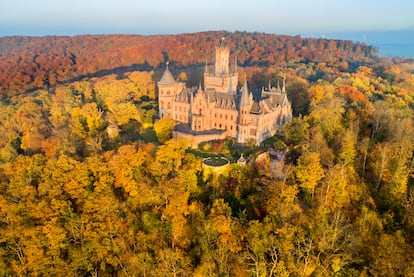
157,41,292,146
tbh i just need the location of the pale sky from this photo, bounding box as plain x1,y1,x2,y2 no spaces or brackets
0,0,413,36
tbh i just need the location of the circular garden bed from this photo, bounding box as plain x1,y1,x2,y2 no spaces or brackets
203,156,229,167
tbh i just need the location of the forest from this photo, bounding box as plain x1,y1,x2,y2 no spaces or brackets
1,31,414,276
0,31,377,96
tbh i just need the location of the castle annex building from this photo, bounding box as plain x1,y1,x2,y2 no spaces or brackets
157,41,292,146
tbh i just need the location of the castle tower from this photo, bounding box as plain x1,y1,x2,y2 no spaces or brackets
215,42,229,76
204,38,238,93
157,62,185,118
238,78,253,143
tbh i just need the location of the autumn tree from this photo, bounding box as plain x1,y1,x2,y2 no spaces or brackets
154,116,176,144
295,149,325,201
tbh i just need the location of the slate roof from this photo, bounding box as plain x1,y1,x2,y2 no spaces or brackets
159,66,176,84
240,79,251,107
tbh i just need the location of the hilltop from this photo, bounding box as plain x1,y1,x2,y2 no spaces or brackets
0,31,378,96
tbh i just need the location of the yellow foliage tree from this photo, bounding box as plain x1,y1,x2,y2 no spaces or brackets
153,116,176,144
295,150,325,199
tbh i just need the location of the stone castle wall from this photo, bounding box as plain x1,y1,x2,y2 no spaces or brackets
173,130,227,148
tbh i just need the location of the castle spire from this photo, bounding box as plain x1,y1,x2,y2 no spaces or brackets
268,79,272,91
235,56,238,73
240,76,250,107
159,61,176,84
227,75,233,94
205,58,208,73
282,76,286,94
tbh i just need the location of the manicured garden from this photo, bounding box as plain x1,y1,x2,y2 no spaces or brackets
203,156,229,166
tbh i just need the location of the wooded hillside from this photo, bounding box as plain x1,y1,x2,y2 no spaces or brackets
1,31,414,276
0,31,377,96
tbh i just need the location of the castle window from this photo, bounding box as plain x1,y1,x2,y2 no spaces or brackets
167,90,171,95
219,124,222,128
199,108,202,115
220,114,222,119
225,115,228,120
230,125,233,130
231,115,233,120
167,102,171,109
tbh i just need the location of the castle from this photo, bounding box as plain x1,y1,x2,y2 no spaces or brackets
157,40,292,147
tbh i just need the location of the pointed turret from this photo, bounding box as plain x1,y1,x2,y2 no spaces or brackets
205,58,208,73
227,75,233,94
159,61,176,84
240,77,251,107
268,80,272,91
235,56,238,73
282,76,286,94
